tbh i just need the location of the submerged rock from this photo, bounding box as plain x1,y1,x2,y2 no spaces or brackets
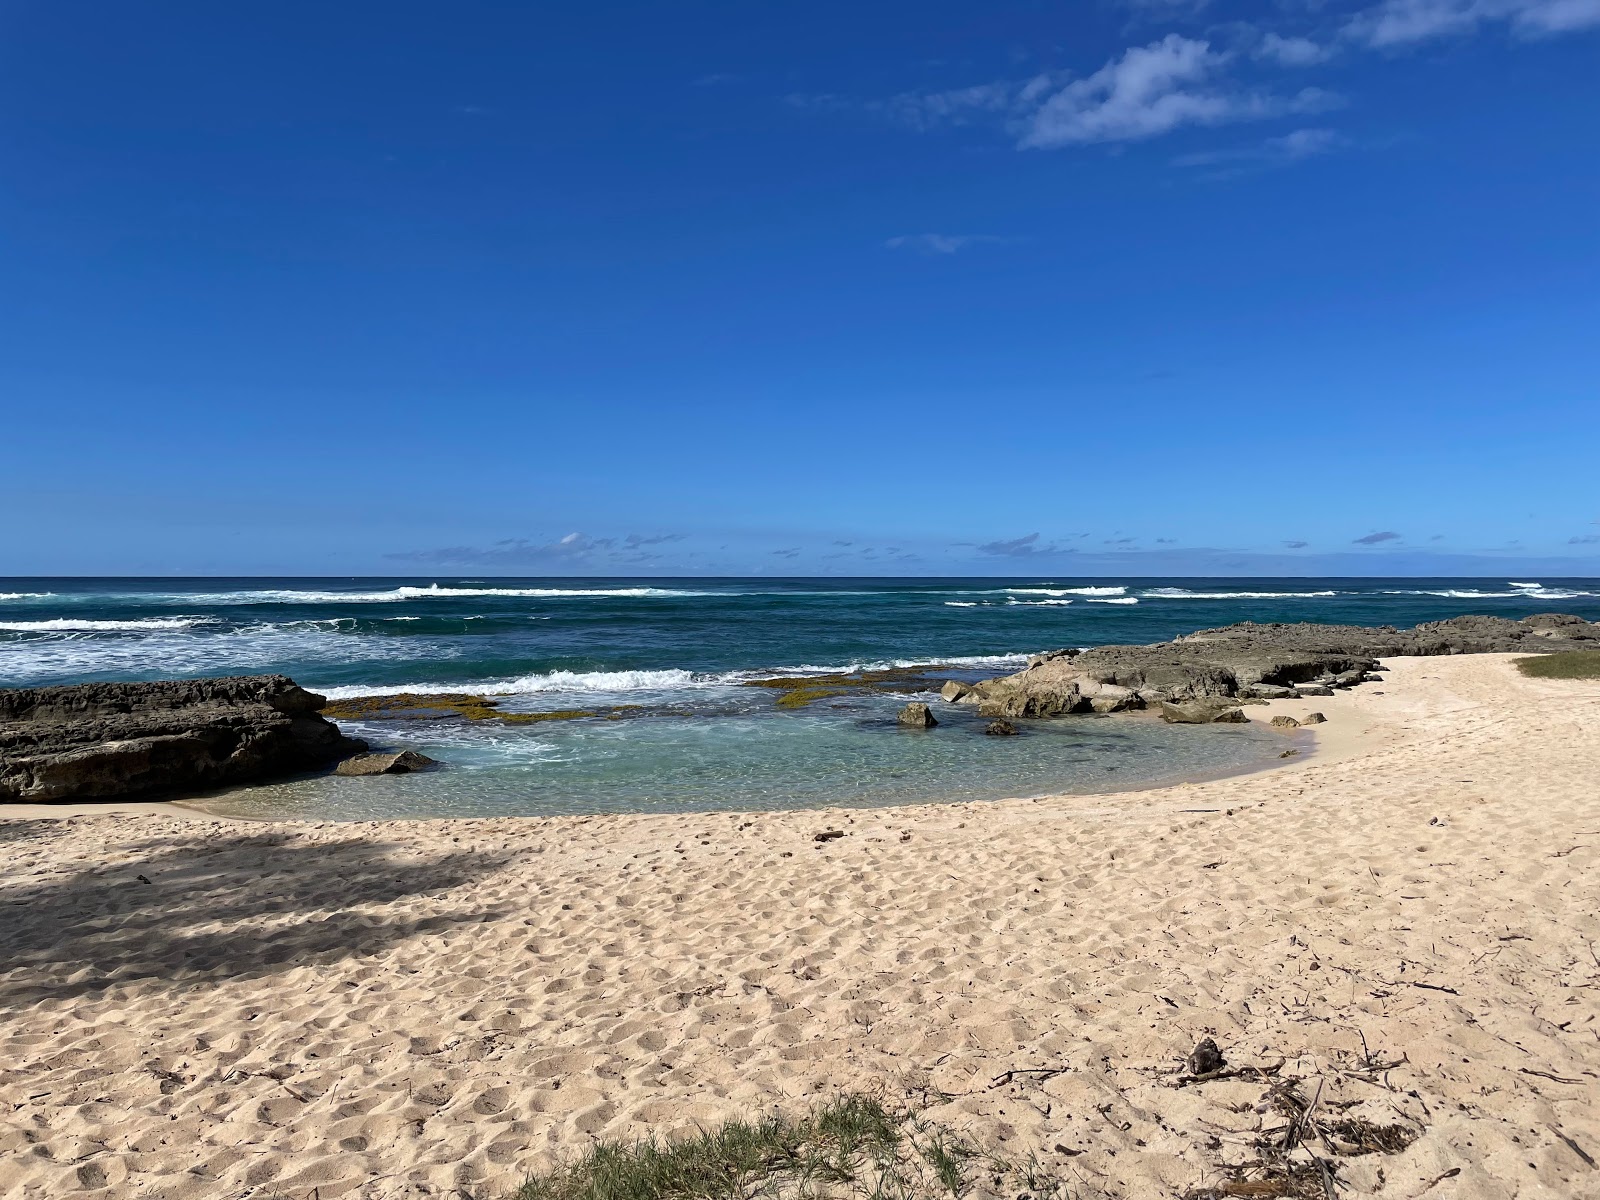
984,719,1019,736
0,675,366,802
1159,700,1249,724
334,749,438,776
897,702,938,728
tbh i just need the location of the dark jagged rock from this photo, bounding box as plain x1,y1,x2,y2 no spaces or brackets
897,702,938,728
0,675,367,802
961,614,1600,717
984,719,1019,736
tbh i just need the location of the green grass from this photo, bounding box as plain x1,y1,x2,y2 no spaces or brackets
1514,651,1600,680
512,1092,1033,1200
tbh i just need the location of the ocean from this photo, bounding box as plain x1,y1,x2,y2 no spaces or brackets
3,577,1596,818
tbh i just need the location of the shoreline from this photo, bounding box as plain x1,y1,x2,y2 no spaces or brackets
3,654,1596,1198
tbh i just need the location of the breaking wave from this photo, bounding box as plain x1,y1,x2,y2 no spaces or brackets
0,616,218,632
316,653,1031,702
1141,589,1340,600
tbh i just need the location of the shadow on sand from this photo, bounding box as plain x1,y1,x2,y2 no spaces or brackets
0,828,510,1006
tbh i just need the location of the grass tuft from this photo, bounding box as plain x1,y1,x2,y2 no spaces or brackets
512,1092,1032,1200
1514,651,1600,680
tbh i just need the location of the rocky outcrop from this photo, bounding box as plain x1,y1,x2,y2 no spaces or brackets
0,676,366,802
897,702,938,728
951,614,1600,718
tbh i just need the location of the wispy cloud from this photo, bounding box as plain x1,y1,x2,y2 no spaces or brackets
1283,539,1310,548
1353,530,1403,544
816,36,1340,151
1255,32,1336,66
973,532,1075,557
790,0,1597,166
1020,37,1341,148
1570,534,1600,544
1345,0,1600,46
386,531,684,566
1174,126,1347,171
884,233,1006,255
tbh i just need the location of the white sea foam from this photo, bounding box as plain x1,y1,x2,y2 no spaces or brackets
316,653,1033,702
2,626,431,687
0,592,53,601
1141,589,1340,600
944,601,978,607
123,584,717,605
318,668,706,700
1006,586,1127,598
1006,599,1074,607
0,617,218,633
1382,586,1597,600
1086,597,1139,605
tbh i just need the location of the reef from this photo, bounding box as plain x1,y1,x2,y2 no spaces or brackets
741,666,953,710
319,693,647,725
953,613,1600,719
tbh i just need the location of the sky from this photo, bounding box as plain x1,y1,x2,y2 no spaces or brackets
2,0,1597,577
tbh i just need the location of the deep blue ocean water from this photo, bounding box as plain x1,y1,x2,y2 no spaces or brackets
3,577,1595,817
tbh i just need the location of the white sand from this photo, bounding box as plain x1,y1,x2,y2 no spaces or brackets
1,654,1596,1199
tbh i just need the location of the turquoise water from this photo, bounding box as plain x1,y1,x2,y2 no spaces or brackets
3,576,1595,816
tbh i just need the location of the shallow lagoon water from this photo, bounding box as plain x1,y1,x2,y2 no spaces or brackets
197,689,1292,820
4,575,1592,818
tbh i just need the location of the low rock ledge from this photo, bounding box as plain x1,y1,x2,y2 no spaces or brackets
0,675,367,802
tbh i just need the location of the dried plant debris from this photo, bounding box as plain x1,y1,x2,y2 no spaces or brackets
1173,1042,1423,1200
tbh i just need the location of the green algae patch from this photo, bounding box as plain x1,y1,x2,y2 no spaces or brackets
744,666,951,711
320,694,645,725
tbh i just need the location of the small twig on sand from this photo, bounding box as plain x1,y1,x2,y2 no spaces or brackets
1411,1168,1461,1197
987,1066,1072,1089
1520,1067,1585,1085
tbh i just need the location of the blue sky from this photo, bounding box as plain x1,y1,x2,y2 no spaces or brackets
2,0,1597,576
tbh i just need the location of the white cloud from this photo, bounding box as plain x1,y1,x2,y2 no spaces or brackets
1174,126,1347,168
879,75,1060,131
1016,37,1341,148
885,234,1003,254
1256,32,1336,65
1346,0,1600,46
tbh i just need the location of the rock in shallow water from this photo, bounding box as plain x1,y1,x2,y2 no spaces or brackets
897,702,938,728
984,719,1019,736
1159,700,1249,724
333,750,438,776
0,675,366,802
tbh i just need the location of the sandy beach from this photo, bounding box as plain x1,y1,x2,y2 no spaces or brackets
1,653,1596,1199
